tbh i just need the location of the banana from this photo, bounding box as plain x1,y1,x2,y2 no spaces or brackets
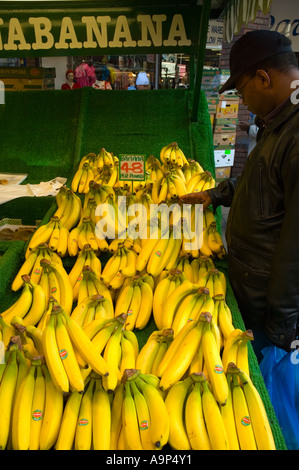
40,258,73,315
151,337,172,377
55,312,85,393
236,330,254,376
39,364,64,450
220,372,240,450
216,296,235,340
122,381,143,450
1,279,33,325
100,249,123,284
74,378,95,450
129,380,155,450
110,382,125,450
22,279,47,327
42,310,69,394
68,226,80,257
136,335,161,375
165,377,193,450
231,370,257,450
11,249,38,291
134,279,154,330
26,218,56,254
199,373,230,450
93,377,111,450
0,348,19,450
124,282,142,331
201,318,229,405
29,363,46,450
55,390,83,450
135,374,169,450
102,323,123,393
159,319,204,391
12,361,36,450
237,368,276,450
0,315,17,350
120,335,136,376
58,307,109,377
185,373,212,450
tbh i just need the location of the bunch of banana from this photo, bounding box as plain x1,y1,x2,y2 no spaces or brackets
1,275,47,328
157,312,229,405
68,245,101,301
53,186,82,231
203,207,217,229
71,161,96,194
221,328,254,375
11,358,64,450
171,287,214,337
77,265,114,311
68,216,106,257
96,148,115,170
55,375,112,450
160,142,189,168
78,152,99,169
185,256,215,284
94,163,119,187
114,274,154,331
152,268,189,329
12,243,62,292
183,159,204,185
114,369,170,450
83,181,115,208
26,216,69,258
186,170,216,193
196,268,226,298
151,171,187,204
39,258,73,315
206,221,226,258
146,155,164,183
71,294,114,328
100,245,138,290
136,328,174,375
43,304,109,394
166,372,230,450
156,278,205,330
227,363,276,450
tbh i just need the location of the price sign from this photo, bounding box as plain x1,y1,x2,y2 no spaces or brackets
119,154,146,181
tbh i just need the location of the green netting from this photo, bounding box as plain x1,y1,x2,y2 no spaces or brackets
0,240,26,310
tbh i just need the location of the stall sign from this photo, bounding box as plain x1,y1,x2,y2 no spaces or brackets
119,154,146,182
270,0,299,52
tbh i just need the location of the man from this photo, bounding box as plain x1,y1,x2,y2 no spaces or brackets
180,30,299,360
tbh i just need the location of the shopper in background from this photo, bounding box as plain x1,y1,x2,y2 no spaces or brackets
136,71,150,90
127,72,137,90
180,30,299,361
92,65,112,90
61,70,81,90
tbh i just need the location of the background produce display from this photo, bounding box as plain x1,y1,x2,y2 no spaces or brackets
0,139,287,450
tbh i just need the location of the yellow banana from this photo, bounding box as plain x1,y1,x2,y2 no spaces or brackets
74,378,95,450
0,348,19,450
220,372,240,450
22,279,47,327
122,382,143,450
134,279,153,330
29,363,46,450
55,390,83,450
92,377,111,450
11,249,38,291
165,377,193,450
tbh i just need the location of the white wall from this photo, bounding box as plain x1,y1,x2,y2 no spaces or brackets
41,56,69,89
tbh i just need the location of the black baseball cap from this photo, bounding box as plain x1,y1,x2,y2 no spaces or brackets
219,30,293,94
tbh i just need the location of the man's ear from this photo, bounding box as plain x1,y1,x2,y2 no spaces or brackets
255,69,271,89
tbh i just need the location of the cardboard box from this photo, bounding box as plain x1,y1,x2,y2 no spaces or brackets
214,118,238,132
218,90,239,101
214,148,235,167
207,96,219,113
215,166,232,181
0,77,44,91
216,99,239,119
213,131,236,147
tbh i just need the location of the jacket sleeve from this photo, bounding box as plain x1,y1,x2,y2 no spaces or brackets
207,176,239,212
265,149,299,350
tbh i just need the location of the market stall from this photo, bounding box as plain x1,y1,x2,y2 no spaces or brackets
0,0,287,451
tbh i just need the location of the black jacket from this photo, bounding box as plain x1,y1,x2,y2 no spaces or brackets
209,98,299,350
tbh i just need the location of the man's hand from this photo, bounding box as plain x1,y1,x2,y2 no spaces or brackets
179,191,212,211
